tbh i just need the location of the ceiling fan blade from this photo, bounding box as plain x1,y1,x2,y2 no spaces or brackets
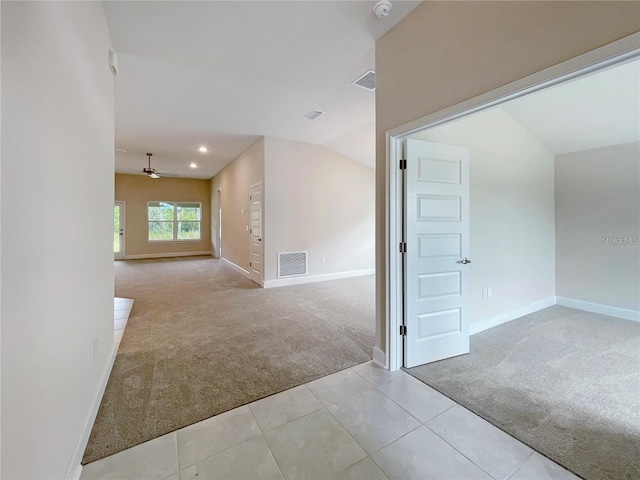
150,173,161,179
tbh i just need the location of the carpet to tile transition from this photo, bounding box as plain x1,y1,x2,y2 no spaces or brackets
405,305,640,480
83,257,375,464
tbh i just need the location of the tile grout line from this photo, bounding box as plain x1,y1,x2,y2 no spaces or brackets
173,432,180,478
371,377,439,425
246,404,287,480
316,366,426,471
505,450,535,480
331,367,427,456
175,406,265,472
423,419,504,480
303,373,370,471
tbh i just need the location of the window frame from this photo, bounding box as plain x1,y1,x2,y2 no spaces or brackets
147,201,202,242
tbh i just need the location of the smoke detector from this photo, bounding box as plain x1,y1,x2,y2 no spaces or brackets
373,0,392,18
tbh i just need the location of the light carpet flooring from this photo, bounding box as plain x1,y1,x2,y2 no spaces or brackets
406,305,640,480
84,257,375,464
80,360,577,480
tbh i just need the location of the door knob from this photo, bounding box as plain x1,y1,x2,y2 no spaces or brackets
457,257,471,264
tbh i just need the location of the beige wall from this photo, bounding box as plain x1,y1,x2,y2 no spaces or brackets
413,108,556,325
211,138,265,271
556,142,640,310
375,1,640,352
2,2,115,477
264,137,375,282
115,174,212,257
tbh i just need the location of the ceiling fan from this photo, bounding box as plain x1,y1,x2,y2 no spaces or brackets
143,153,161,179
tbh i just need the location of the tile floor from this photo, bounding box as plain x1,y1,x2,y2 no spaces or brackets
81,361,577,480
114,297,134,347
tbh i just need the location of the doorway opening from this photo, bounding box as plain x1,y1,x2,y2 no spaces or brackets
114,201,125,260
385,35,640,371
249,181,263,286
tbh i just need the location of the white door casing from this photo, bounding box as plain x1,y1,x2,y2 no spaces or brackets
249,182,263,286
404,139,470,368
114,201,125,260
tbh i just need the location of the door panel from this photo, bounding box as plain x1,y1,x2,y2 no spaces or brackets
249,182,263,286
114,202,125,260
404,139,470,368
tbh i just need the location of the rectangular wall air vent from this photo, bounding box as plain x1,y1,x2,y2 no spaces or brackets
352,69,376,91
278,251,308,278
304,110,325,120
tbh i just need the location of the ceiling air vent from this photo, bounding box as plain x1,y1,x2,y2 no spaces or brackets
352,69,376,91
304,110,325,120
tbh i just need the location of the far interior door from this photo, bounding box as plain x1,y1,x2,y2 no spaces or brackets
404,139,470,368
249,182,263,286
114,201,125,260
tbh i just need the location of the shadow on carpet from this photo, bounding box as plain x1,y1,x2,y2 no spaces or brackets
83,257,375,464
405,305,640,480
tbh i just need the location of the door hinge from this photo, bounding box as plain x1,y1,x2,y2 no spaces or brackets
399,325,407,336
399,159,407,170
399,242,407,253
249,261,252,267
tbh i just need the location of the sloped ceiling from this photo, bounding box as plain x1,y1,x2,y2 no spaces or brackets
503,59,640,155
104,1,421,179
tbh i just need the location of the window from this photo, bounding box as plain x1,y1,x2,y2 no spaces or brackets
148,202,201,241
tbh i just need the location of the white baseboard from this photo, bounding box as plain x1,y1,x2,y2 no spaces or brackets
556,296,640,322
469,296,557,335
123,251,212,260
263,268,375,289
372,346,387,369
65,339,120,479
222,257,251,278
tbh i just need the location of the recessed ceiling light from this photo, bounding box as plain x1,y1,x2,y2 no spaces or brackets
190,162,198,169
198,146,207,153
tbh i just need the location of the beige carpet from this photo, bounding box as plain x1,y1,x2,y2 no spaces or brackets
83,257,375,464
405,306,640,480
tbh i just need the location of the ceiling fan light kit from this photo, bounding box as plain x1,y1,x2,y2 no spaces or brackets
143,152,161,178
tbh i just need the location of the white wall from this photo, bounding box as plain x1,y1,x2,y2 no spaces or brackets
413,108,556,326
264,137,375,284
556,142,640,311
211,138,265,271
1,3,115,478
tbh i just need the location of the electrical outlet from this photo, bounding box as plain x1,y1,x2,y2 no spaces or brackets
487,287,492,297
482,287,487,298
321,257,326,264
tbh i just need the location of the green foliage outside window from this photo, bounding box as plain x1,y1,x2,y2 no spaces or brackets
148,202,201,241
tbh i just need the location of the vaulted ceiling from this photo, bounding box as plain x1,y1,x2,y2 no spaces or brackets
503,59,639,155
106,3,638,180
104,1,421,179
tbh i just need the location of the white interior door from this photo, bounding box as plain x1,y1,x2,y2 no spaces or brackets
404,139,470,368
114,201,125,260
249,182,263,286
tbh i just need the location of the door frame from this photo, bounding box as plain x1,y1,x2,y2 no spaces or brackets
114,201,126,260
215,187,222,259
248,181,264,286
384,33,640,371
